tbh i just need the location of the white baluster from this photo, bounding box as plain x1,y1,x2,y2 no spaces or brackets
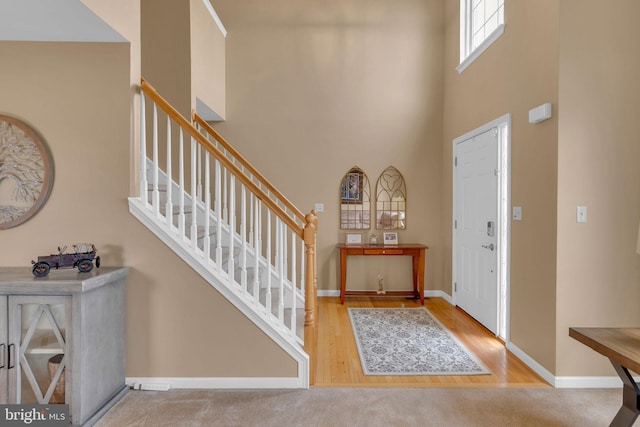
197,144,203,201
228,175,236,280
152,103,160,216
290,229,297,338
165,116,173,228
266,210,272,315
249,193,255,246
178,129,185,237
283,219,288,285
215,159,223,274
223,170,228,222
278,219,285,324
204,152,211,260
253,198,261,304
240,184,248,293
139,92,148,206
190,137,198,249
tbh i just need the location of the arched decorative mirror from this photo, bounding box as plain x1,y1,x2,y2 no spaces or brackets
375,166,406,230
339,166,371,230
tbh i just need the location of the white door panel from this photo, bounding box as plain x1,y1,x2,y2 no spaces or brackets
455,128,498,334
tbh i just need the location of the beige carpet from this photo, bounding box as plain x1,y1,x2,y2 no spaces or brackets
95,387,636,426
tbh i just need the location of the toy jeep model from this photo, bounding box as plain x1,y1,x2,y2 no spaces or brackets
31,243,101,277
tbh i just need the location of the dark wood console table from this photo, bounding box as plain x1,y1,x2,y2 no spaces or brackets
336,243,427,305
569,327,640,427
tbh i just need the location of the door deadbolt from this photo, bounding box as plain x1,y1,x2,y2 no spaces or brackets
487,221,495,237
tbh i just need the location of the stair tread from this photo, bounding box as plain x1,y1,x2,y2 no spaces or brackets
159,205,193,215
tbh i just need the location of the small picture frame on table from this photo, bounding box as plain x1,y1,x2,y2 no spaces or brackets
345,232,363,245
383,232,398,245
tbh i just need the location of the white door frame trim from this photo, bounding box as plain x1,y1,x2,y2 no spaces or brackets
452,113,511,340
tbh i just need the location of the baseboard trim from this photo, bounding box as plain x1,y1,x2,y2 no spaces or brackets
81,385,129,426
318,289,453,304
506,342,556,386
125,377,303,390
425,290,453,304
554,376,624,388
318,290,340,297
506,342,633,388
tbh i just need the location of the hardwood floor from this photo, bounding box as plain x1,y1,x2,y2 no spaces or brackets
313,296,550,388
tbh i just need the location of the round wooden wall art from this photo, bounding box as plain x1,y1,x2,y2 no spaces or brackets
0,115,53,230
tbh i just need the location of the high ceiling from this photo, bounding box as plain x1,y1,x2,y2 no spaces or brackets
0,0,125,42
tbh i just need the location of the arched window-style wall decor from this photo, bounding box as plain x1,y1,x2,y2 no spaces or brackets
375,166,406,230
339,166,371,230
0,115,54,230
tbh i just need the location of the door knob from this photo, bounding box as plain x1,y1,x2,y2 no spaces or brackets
481,243,495,251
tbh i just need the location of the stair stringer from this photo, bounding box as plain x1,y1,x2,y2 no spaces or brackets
128,196,309,389
144,160,306,315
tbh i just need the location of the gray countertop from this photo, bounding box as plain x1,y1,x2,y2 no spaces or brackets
0,267,129,294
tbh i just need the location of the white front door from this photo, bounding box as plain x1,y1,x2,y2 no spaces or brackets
454,128,499,334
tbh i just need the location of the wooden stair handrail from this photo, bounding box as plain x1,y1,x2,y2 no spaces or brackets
140,77,304,239
193,113,306,224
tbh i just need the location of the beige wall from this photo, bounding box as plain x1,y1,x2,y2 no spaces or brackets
81,0,140,64
5,0,635,383
141,0,192,117
191,0,226,119
443,0,560,372
142,0,226,120
212,0,445,295
556,0,640,376
0,41,296,378
80,0,142,196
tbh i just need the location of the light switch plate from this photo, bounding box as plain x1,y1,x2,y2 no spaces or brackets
577,206,587,223
513,206,522,221
314,203,324,213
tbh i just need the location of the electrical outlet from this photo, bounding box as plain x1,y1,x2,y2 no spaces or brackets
134,383,171,391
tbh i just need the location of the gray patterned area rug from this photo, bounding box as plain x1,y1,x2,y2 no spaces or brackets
348,307,491,376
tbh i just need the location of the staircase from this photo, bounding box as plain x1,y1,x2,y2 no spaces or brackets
128,78,318,388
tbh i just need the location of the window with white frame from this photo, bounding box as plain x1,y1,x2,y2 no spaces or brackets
458,0,505,73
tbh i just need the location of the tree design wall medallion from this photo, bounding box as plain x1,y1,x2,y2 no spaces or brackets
0,115,53,229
